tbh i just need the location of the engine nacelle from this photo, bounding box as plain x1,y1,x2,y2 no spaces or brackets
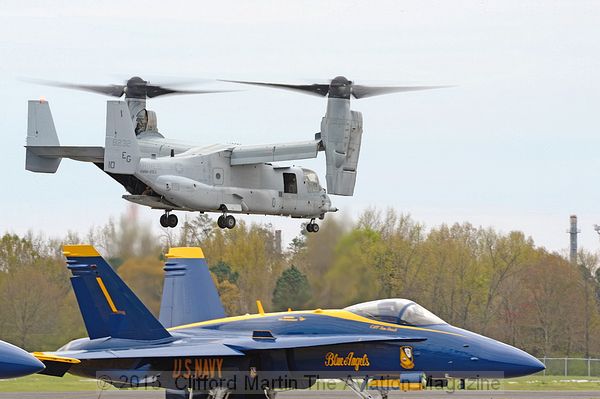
321,97,363,196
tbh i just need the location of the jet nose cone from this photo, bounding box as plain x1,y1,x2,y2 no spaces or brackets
512,352,545,377
0,340,45,379
497,345,545,378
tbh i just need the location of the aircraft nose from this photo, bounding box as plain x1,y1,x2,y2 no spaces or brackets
0,340,45,379
504,348,545,377
477,338,545,378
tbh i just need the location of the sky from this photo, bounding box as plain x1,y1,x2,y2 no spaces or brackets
0,0,599,253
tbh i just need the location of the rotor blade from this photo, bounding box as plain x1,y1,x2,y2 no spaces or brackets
351,85,451,99
145,86,238,98
220,80,330,97
22,78,125,97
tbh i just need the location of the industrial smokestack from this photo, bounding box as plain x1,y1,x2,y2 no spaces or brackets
568,215,580,266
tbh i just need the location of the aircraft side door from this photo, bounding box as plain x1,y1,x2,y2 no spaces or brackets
282,172,298,213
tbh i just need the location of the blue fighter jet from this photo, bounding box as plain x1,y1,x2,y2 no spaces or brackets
0,339,45,379
32,245,544,399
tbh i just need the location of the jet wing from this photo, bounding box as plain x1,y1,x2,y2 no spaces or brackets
44,343,245,361
25,145,105,163
230,139,322,166
224,334,427,351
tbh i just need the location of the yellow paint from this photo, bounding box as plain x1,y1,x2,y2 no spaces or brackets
172,357,223,379
96,277,123,314
166,247,205,259
32,352,81,364
368,380,424,391
256,300,265,315
62,245,100,257
324,351,370,371
400,346,415,369
168,309,462,337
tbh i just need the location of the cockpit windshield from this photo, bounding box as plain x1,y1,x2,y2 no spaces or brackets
302,169,322,193
344,299,446,326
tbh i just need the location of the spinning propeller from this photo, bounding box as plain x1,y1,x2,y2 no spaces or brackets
24,76,232,99
221,76,449,99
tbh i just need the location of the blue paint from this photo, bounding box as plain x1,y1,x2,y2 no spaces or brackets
159,257,225,328
67,255,171,341
0,340,44,379
49,247,544,391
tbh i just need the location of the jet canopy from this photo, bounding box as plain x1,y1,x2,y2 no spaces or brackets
344,299,446,326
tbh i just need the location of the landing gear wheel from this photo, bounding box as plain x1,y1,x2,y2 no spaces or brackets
160,214,169,228
167,214,178,228
224,215,236,229
306,219,319,233
217,215,226,229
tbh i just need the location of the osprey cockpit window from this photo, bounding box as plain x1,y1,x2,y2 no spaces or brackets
302,169,321,193
344,299,446,326
283,173,297,194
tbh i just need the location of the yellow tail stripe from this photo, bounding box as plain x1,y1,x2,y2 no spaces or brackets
96,277,119,314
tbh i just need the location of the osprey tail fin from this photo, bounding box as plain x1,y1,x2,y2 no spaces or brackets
25,100,61,173
104,101,140,175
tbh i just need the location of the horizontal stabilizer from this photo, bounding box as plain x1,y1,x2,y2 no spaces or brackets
63,245,171,341
159,248,226,328
26,100,61,173
32,352,80,377
25,146,104,163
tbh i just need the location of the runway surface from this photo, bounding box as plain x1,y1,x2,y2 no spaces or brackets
1,391,599,399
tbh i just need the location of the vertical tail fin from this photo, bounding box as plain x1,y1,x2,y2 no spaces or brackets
104,101,141,175
159,248,226,328
64,245,170,341
26,100,61,173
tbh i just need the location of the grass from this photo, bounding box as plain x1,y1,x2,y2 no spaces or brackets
0,373,101,392
498,374,600,391
1,373,599,393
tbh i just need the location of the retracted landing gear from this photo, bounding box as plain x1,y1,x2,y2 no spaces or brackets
305,219,319,233
160,211,178,228
217,213,236,229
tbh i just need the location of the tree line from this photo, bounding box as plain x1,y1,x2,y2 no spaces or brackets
0,206,598,358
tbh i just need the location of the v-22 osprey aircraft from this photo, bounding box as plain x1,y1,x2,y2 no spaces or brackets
25,77,444,232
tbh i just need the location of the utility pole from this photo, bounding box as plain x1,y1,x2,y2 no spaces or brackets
568,215,580,266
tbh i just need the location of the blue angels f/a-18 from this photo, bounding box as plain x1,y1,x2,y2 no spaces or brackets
30,245,544,399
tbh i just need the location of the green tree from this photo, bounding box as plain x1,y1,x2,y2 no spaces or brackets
272,265,311,311
210,261,239,284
